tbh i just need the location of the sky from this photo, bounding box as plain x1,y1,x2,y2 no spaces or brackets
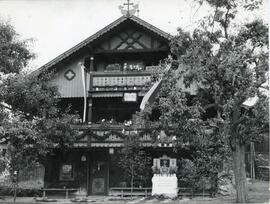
0,0,267,70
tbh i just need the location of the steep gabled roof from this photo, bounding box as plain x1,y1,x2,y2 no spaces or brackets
33,15,172,76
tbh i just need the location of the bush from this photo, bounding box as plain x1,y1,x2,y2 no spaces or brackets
255,153,269,167
177,158,219,196
255,153,269,181
0,186,42,197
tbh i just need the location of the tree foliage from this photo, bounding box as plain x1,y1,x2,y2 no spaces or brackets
118,132,151,190
0,20,34,74
0,20,77,178
138,0,267,202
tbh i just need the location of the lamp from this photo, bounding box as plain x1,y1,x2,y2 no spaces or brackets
81,155,86,162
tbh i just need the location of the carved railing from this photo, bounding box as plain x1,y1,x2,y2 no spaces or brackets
90,71,152,91
72,123,154,147
72,123,179,148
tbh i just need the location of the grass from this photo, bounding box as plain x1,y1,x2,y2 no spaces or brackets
129,180,270,204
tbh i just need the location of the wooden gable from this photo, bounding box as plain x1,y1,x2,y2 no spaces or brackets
34,16,171,76
35,16,171,99
94,24,169,52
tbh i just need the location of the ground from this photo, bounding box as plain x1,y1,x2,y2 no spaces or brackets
0,180,268,204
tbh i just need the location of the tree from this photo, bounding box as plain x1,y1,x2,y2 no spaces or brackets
139,1,267,202
118,132,151,197
137,65,229,196
174,1,267,202
0,20,77,201
0,19,34,74
0,73,78,202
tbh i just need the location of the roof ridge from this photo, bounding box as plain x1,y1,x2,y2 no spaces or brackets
130,15,172,39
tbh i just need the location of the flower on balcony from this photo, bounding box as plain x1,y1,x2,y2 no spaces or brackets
123,63,144,72
124,120,132,126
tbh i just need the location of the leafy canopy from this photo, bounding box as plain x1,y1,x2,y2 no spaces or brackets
0,20,78,173
0,20,34,74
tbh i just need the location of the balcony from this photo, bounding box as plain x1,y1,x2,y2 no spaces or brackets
91,72,151,91
72,122,154,148
90,66,160,92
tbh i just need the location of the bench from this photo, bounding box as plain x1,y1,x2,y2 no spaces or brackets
109,187,152,197
40,188,78,199
178,187,193,197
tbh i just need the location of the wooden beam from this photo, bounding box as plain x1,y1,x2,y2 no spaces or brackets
87,98,93,123
90,56,94,72
86,153,90,196
94,47,168,54
106,151,110,195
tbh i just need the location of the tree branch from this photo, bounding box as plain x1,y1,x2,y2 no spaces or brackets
211,4,219,33
232,116,247,129
224,7,230,38
204,103,223,111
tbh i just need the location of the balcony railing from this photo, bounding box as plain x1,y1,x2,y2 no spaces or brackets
72,123,156,147
90,66,161,92
91,71,151,91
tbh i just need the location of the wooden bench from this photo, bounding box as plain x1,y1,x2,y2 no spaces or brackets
40,188,78,199
109,187,152,197
178,187,193,197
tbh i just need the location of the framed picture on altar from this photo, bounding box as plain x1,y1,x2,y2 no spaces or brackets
160,159,170,167
59,164,74,181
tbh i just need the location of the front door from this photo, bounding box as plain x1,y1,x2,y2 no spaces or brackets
89,153,108,195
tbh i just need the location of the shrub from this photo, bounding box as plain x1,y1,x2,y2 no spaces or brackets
0,186,42,197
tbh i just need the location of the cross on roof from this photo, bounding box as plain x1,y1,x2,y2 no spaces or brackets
123,0,134,15
119,0,138,17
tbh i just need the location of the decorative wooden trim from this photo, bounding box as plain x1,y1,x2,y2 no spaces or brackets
34,16,172,76
64,69,76,81
94,47,168,54
92,71,151,77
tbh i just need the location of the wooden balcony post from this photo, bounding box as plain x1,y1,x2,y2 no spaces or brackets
90,56,94,72
87,98,93,123
87,56,94,123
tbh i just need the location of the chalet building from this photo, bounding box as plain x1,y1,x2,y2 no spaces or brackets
34,10,192,196
23,4,269,197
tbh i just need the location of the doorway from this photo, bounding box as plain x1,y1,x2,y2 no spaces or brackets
89,152,109,195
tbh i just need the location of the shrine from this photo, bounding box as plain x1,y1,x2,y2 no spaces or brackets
34,0,194,196
151,155,178,197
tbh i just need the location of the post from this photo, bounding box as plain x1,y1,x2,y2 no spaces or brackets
250,142,255,181
87,56,94,124
87,98,92,123
86,153,90,196
106,151,110,195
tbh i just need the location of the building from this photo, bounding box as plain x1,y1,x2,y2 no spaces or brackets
34,8,188,196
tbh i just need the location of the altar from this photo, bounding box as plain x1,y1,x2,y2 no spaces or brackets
151,155,178,197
